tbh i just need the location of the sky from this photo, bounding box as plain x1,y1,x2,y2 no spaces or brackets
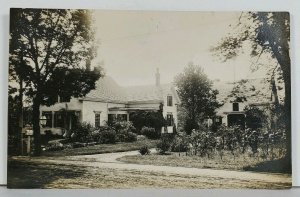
92,11,269,87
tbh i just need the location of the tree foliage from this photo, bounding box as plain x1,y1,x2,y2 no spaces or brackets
9,9,102,155
175,64,221,134
211,12,291,167
244,105,268,130
129,111,165,133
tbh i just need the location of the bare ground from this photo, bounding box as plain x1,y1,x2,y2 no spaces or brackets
7,150,292,189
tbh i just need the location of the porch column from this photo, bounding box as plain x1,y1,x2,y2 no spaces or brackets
223,115,228,126
51,111,54,128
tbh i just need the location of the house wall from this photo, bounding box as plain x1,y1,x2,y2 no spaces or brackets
82,101,126,126
217,102,246,126
162,92,179,128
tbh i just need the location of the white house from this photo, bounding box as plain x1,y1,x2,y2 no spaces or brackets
40,69,180,135
211,77,284,128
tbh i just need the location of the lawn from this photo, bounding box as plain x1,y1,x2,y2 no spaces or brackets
7,159,291,189
43,138,158,157
117,151,291,173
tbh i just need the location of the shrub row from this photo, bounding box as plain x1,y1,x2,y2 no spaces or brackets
64,121,138,145
140,126,161,139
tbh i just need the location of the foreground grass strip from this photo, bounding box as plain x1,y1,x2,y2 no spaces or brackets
117,152,291,174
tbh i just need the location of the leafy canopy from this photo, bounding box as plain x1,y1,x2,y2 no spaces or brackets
9,9,102,105
175,63,221,131
9,8,102,155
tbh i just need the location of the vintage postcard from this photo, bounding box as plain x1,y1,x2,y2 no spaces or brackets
8,9,291,189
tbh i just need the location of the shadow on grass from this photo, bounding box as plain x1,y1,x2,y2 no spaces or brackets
243,158,291,174
7,159,87,188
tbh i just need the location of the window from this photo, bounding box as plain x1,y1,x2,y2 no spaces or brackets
117,114,127,121
233,103,239,111
42,111,52,128
95,113,100,128
108,114,116,125
54,112,65,128
167,96,173,106
166,113,174,126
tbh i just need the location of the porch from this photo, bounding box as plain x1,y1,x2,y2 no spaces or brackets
40,110,81,135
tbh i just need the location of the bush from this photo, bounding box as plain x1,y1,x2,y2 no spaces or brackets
125,132,137,142
244,106,268,130
91,129,101,142
129,111,166,133
156,134,174,154
69,122,94,143
137,135,146,141
113,121,136,134
139,146,150,155
99,129,116,144
116,131,137,142
141,126,161,139
190,125,217,157
171,132,189,152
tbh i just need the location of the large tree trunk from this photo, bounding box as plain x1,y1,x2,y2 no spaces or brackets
32,94,42,156
270,33,291,170
276,52,291,171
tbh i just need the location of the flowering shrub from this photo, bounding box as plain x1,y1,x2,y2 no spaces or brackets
156,134,174,154
170,132,189,152
141,126,161,139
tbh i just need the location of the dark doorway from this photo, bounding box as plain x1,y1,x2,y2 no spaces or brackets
227,114,245,129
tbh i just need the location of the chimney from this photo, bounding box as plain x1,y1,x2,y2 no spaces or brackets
155,68,160,86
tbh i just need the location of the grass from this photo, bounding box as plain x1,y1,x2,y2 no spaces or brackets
43,138,158,157
7,159,291,189
7,160,87,188
118,151,290,173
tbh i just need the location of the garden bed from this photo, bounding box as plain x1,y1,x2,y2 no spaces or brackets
43,138,159,157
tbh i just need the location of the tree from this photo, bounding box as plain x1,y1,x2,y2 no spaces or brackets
129,110,165,133
211,12,291,167
244,106,268,130
9,9,102,155
175,64,221,134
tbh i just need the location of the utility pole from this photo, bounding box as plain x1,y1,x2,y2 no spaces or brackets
18,50,25,155
18,76,24,155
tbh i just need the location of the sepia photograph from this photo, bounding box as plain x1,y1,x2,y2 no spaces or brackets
7,9,291,189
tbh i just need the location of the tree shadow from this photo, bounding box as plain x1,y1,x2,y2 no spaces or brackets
243,158,291,174
7,159,87,188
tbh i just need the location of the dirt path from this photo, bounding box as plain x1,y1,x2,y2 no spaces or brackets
11,149,291,188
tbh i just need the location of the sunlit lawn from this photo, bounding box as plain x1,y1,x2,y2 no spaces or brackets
118,150,290,173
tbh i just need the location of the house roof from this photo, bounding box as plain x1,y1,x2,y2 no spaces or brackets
85,76,128,103
213,78,278,116
213,78,276,105
84,76,180,104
